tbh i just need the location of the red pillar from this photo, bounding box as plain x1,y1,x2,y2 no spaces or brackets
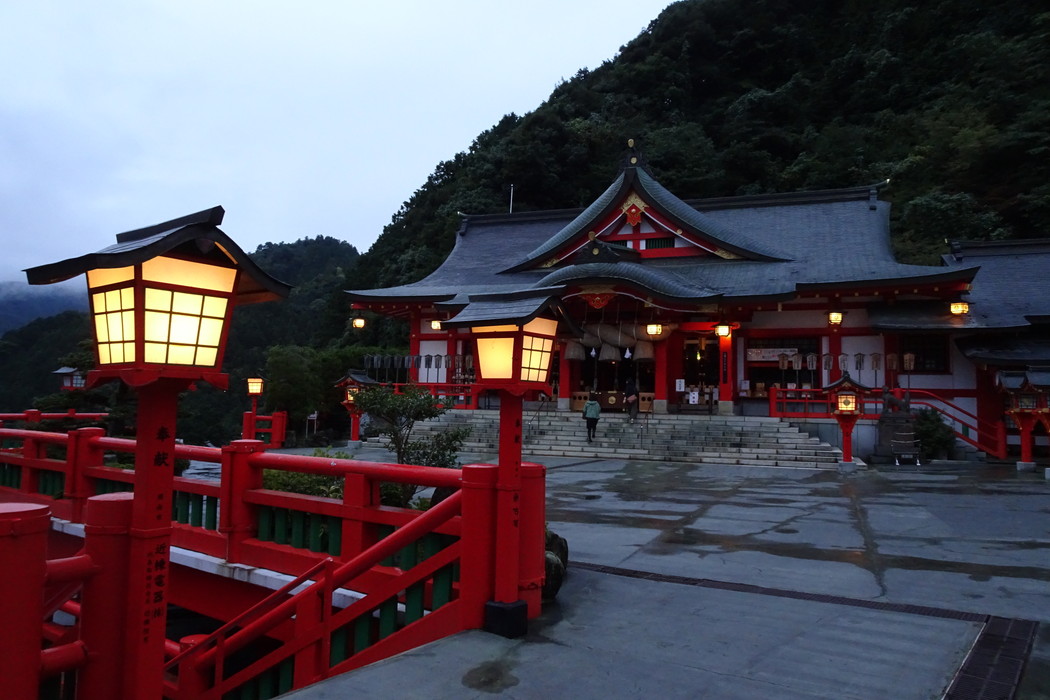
718,333,734,404
0,502,51,700
518,463,546,618
654,339,670,404
459,464,498,629
828,332,843,383
341,472,372,558
350,411,362,442
67,427,107,523
1011,412,1037,464
495,391,522,602
79,493,134,700
123,377,185,700
485,391,528,637
835,413,860,463
219,439,266,564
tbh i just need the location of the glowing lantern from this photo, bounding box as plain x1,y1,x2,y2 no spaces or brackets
472,317,558,392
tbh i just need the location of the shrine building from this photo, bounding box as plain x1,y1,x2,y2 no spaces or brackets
347,145,1050,462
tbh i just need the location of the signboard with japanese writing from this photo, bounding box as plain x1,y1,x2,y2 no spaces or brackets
746,348,798,362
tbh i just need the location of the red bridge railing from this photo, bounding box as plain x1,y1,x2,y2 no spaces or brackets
0,426,546,698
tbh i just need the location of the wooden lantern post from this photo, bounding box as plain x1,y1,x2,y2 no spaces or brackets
25,207,289,699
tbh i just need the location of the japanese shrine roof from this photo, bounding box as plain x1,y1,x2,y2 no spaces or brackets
347,179,977,315
957,335,1050,366
941,238,1050,329
508,167,791,270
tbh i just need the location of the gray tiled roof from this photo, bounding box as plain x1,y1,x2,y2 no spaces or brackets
943,239,1050,328
346,183,977,316
959,335,1050,365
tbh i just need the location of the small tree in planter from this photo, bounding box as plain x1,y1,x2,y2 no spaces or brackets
354,385,470,507
914,408,957,461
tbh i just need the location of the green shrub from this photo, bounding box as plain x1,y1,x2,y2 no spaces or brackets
913,409,956,460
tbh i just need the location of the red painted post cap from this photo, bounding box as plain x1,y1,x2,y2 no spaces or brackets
0,503,51,535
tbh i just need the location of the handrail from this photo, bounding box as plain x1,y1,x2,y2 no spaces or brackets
162,557,333,671
0,425,542,699
248,451,463,488
768,386,1006,458
162,491,466,698
0,410,108,424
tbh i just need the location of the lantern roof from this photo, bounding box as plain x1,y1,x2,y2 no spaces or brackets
24,206,290,305
996,367,1050,392
440,292,562,328
824,371,871,394
335,369,380,388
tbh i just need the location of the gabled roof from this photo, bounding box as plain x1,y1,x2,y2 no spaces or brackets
504,163,791,272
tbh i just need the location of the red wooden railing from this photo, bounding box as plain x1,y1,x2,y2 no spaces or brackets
241,410,288,447
0,409,108,425
0,426,545,698
768,387,1007,459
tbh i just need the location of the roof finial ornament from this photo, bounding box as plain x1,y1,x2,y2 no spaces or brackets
627,138,638,165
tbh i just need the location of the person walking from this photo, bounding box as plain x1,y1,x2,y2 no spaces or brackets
624,377,639,423
582,392,601,442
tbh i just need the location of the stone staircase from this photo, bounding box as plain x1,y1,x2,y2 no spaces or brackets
370,408,843,469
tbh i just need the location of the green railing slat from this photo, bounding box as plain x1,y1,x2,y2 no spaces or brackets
258,507,273,541
330,625,348,665
205,497,218,530
326,516,341,556
274,509,288,545
308,516,324,553
401,540,424,623
175,492,190,523
379,598,397,639
188,494,203,527
258,671,274,699
353,615,372,654
432,566,454,610
290,511,305,548
405,581,425,624
278,658,294,694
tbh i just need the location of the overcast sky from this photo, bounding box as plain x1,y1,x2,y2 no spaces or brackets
1,1,674,286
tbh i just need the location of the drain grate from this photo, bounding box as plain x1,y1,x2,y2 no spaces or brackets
944,618,1038,700
570,561,1038,700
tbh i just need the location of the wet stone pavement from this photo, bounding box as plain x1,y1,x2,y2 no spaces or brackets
543,458,1050,697
285,445,1049,698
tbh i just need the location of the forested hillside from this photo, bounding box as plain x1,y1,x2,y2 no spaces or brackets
0,282,86,335
2,0,1047,444
353,0,1049,291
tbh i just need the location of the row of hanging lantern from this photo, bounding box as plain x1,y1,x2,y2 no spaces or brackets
774,352,916,371
362,353,476,383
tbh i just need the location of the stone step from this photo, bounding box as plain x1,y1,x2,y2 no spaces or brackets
369,408,842,468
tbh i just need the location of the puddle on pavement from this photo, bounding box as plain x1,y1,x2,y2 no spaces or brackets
462,660,520,693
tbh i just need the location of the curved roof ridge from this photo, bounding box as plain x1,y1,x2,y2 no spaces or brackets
534,260,722,301
634,170,790,261
507,171,628,270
